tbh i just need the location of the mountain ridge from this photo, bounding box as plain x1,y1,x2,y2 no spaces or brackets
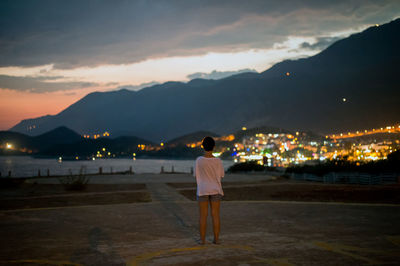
10,18,400,142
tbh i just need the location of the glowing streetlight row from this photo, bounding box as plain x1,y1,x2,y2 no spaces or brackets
328,124,400,139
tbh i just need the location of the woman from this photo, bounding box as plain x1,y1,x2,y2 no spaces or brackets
194,136,224,245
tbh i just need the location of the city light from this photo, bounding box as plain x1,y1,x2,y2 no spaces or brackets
6,143,12,149
232,125,399,167
329,124,400,140
83,131,110,139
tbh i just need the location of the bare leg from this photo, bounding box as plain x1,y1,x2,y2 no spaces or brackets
198,201,208,244
210,200,220,244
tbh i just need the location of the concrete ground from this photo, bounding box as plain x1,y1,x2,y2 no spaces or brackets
24,173,274,184
1,174,399,265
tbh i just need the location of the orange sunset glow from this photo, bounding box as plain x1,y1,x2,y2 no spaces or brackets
0,89,89,129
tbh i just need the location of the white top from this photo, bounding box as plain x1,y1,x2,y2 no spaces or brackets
194,156,225,196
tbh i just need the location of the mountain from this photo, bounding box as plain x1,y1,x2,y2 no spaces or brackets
0,130,33,153
0,127,203,158
10,19,400,142
32,126,82,149
0,126,83,153
41,135,154,157
232,126,293,141
166,131,219,147
0,127,155,157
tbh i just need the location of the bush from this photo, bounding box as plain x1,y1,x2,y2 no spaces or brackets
285,158,400,176
0,178,26,189
59,166,90,191
228,161,266,173
387,150,400,162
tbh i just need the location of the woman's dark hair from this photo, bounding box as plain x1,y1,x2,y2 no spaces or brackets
202,136,215,151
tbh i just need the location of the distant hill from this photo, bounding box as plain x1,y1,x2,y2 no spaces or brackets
0,126,157,157
32,126,82,150
0,126,83,153
0,127,202,158
0,127,224,158
10,18,400,142
166,131,219,147
232,126,293,142
41,135,154,157
0,130,33,153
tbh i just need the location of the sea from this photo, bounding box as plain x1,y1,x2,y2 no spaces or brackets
0,156,234,178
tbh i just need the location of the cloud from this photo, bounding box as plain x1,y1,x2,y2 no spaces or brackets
0,0,399,69
300,36,342,50
187,69,257,80
115,81,160,91
0,75,98,93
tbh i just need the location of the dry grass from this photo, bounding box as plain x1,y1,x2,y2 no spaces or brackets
0,191,151,210
0,183,150,210
178,182,400,204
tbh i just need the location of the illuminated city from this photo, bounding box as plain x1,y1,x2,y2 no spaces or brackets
213,124,400,167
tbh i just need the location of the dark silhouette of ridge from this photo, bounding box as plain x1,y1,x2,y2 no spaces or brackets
10,18,400,142
0,126,83,153
33,126,82,146
166,131,219,147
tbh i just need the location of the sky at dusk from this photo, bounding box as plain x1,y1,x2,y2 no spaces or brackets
0,0,399,130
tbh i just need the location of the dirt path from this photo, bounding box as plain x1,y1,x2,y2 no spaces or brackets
145,183,190,203
145,183,198,242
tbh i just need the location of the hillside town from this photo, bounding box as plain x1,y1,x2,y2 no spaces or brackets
203,124,400,167
237,125,399,166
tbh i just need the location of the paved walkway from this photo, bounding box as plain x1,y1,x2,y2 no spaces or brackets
145,183,198,244
146,183,190,202
1,178,400,265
